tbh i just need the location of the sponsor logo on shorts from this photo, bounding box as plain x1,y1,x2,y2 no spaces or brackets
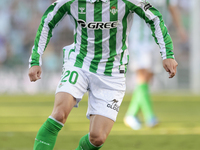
107,99,119,112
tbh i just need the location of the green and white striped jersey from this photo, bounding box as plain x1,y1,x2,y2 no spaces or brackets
129,0,178,47
29,0,174,77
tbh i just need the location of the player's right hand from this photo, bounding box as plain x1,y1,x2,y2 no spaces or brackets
28,66,42,82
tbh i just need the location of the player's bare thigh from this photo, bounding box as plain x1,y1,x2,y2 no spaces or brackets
89,115,114,146
136,69,153,84
51,92,76,124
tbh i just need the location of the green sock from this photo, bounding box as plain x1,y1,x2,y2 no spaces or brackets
33,116,63,150
139,83,155,121
75,133,103,150
126,83,155,121
126,84,141,116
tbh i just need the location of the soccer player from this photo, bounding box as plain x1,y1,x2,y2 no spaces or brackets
28,0,178,149
124,0,187,130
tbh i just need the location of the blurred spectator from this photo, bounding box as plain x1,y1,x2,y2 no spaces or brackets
0,37,7,65
0,0,73,69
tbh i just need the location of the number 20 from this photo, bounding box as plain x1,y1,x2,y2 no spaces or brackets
61,70,78,84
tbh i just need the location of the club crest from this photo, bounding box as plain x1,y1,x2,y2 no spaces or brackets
110,6,118,15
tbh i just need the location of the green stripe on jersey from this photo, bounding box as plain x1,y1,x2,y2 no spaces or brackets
147,7,173,58
74,19,78,44
120,4,129,69
46,4,70,50
126,1,173,59
133,6,160,48
89,2,103,73
104,1,118,76
64,1,78,44
31,3,57,67
121,2,128,51
74,0,88,68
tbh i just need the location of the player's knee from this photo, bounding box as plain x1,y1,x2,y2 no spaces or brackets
51,110,68,123
89,132,106,146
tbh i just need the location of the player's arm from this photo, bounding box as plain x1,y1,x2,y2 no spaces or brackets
168,4,187,42
28,1,69,82
132,2,174,59
127,0,177,78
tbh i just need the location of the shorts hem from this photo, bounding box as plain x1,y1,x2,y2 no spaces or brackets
55,91,82,107
86,112,117,122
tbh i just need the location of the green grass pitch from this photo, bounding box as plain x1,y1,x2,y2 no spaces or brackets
0,94,200,150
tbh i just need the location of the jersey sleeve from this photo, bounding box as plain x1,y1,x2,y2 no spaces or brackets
127,0,174,59
29,0,71,68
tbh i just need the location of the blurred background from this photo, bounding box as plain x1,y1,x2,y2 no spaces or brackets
0,0,200,150
0,0,199,95
0,0,74,94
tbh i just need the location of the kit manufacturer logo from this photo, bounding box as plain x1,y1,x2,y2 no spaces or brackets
107,99,119,112
79,7,86,14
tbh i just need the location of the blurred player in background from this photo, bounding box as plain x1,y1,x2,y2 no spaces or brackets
124,0,187,130
28,0,178,149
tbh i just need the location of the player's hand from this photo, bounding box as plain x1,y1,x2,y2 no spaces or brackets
28,66,42,82
163,58,178,78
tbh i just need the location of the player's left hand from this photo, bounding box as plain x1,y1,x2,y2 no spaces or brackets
162,58,178,78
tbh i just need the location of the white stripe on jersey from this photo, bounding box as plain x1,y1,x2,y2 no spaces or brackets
96,1,110,75
84,2,95,72
111,1,126,75
144,9,167,59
